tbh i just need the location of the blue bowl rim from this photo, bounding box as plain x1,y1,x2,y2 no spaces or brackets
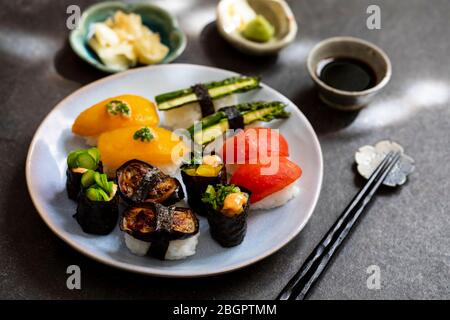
69,1,187,73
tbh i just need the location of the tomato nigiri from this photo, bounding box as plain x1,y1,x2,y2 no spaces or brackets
221,127,289,164
230,157,302,210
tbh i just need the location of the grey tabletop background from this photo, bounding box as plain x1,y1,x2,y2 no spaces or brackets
0,0,449,299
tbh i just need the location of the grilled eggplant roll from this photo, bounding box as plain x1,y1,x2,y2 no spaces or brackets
116,160,184,206
66,147,102,200
120,203,199,260
181,154,226,215
74,172,119,235
202,184,250,247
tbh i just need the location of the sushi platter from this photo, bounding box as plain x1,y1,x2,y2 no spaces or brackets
26,64,322,277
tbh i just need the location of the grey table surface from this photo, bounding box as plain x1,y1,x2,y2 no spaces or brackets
0,0,449,300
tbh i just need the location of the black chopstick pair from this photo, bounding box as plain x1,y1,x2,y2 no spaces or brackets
276,151,401,300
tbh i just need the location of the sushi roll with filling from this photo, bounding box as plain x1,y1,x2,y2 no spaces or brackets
181,154,226,215
230,157,302,210
155,76,261,129
74,172,119,235
66,147,102,201
120,203,199,260
116,159,184,206
201,184,250,247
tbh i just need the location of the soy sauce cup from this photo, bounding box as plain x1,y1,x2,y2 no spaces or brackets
307,36,392,111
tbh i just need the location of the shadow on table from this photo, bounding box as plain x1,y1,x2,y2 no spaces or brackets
54,41,105,85
292,86,360,135
199,21,278,74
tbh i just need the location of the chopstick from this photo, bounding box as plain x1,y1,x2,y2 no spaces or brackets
276,151,401,300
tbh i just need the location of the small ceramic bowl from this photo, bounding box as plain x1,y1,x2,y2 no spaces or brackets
216,0,297,55
307,36,392,111
69,1,187,73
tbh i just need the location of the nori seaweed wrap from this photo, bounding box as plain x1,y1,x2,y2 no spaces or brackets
74,172,119,235
66,148,102,201
181,155,226,216
66,168,84,200
116,160,184,206
202,184,250,247
74,192,118,235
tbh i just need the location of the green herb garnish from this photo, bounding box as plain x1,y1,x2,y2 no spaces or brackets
106,100,131,117
201,184,242,210
133,126,154,142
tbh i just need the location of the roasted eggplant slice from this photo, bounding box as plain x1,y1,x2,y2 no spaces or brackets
120,203,159,241
120,203,199,242
116,160,184,206
171,207,199,240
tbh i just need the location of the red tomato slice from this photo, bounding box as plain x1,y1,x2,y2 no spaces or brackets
230,157,302,203
221,128,289,164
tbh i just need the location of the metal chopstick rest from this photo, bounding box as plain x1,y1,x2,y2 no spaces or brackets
276,151,401,300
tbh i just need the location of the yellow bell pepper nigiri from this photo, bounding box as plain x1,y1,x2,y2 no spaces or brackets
72,95,159,143
98,126,189,176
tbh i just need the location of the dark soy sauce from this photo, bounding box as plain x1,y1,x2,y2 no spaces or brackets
316,57,377,92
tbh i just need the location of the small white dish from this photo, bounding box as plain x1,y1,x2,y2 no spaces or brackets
216,0,297,55
25,64,322,277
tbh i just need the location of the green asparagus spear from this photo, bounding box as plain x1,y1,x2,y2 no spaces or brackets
155,76,261,110
187,101,290,145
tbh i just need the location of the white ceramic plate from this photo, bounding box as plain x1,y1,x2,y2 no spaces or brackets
26,64,322,277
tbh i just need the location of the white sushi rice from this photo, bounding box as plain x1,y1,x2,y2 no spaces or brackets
162,95,237,130
124,232,200,260
251,182,300,210
164,233,199,260
124,233,151,256
83,135,99,146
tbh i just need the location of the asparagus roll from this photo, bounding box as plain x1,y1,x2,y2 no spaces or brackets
66,147,102,200
155,76,260,111
120,203,199,260
181,154,226,216
116,160,184,206
187,101,290,145
202,184,250,247
154,76,261,129
74,172,119,235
